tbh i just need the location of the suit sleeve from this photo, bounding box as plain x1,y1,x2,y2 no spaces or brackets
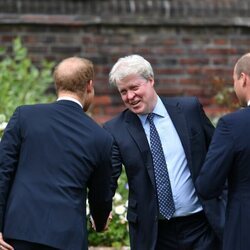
0,108,21,230
87,133,113,232
102,124,123,198
196,118,234,199
197,98,215,147
109,141,123,197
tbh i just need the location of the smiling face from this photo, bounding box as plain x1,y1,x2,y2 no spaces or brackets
117,74,158,114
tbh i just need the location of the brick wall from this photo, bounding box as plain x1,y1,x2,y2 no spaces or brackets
0,0,250,123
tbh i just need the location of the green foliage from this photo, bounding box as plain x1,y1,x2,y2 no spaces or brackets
0,37,55,138
212,76,239,112
209,76,240,125
88,169,129,247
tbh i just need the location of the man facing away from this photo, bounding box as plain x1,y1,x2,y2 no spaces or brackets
104,54,226,250
196,53,250,250
0,57,113,250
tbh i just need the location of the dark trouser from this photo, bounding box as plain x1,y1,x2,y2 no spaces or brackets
5,239,60,250
156,211,221,250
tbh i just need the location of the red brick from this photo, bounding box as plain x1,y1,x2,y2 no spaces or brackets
163,39,177,46
213,39,228,45
155,68,184,75
157,88,183,96
93,115,114,125
104,106,126,115
179,78,202,85
212,58,228,65
93,95,112,105
180,58,209,65
187,67,203,74
206,48,237,55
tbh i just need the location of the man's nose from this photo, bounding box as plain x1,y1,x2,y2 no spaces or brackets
127,90,135,99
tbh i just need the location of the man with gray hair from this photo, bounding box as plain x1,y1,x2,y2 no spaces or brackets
104,54,226,250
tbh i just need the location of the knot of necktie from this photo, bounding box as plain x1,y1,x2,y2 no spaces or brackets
147,113,155,124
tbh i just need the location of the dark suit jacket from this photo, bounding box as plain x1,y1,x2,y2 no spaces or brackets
196,107,250,250
0,100,113,250
104,96,226,250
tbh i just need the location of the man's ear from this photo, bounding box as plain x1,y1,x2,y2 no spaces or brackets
241,72,247,87
86,80,93,93
244,73,250,88
148,77,155,87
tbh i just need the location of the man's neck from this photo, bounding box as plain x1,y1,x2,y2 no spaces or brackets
57,92,83,108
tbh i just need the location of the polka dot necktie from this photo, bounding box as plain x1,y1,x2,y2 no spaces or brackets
147,113,175,220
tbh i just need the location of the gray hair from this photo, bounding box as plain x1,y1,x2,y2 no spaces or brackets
109,54,154,87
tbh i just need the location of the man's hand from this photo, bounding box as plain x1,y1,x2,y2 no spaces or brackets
104,212,112,230
0,233,14,250
90,212,112,231
89,215,96,231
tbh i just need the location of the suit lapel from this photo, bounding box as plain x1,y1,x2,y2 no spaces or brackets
123,98,194,188
161,99,193,173
125,111,156,189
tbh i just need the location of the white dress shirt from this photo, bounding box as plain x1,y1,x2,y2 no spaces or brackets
57,96,83,108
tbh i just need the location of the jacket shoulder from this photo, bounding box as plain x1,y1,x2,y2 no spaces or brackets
161,96,199,106
220,107,248,123
18,102,53,111
104,109,129,128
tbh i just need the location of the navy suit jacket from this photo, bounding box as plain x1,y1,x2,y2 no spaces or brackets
196,107,250,250
0,100,113,250
104,96,226,250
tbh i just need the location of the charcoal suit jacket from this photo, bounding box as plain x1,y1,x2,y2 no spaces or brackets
0,100,113,250
104,96,226,250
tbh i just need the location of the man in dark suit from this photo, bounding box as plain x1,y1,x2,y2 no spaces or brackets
0,57,113,250
104,54,226,250
196,53,250,250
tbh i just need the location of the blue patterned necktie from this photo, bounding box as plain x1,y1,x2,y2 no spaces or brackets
147,113,175,220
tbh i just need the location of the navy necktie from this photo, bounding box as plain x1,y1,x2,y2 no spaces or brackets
147,113,175,220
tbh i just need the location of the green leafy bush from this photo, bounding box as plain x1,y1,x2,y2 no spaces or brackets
0,37,55,138
210,76,240,125
213,77,239,111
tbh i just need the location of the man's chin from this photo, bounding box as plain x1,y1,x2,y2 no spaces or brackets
128,106,145,115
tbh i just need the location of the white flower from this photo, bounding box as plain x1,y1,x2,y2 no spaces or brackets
0,122,7,131
86,200,90,215
119,213,127,224
114,204,126,215
114,192,122,202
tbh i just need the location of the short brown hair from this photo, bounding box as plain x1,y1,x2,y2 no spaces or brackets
54,57,94,94
235,53,250,79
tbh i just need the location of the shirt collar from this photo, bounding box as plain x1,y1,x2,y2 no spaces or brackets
248,100,250,106
57,96,83,108
138,96,167,125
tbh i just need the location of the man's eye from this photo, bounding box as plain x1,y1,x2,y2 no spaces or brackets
132,86,139,91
